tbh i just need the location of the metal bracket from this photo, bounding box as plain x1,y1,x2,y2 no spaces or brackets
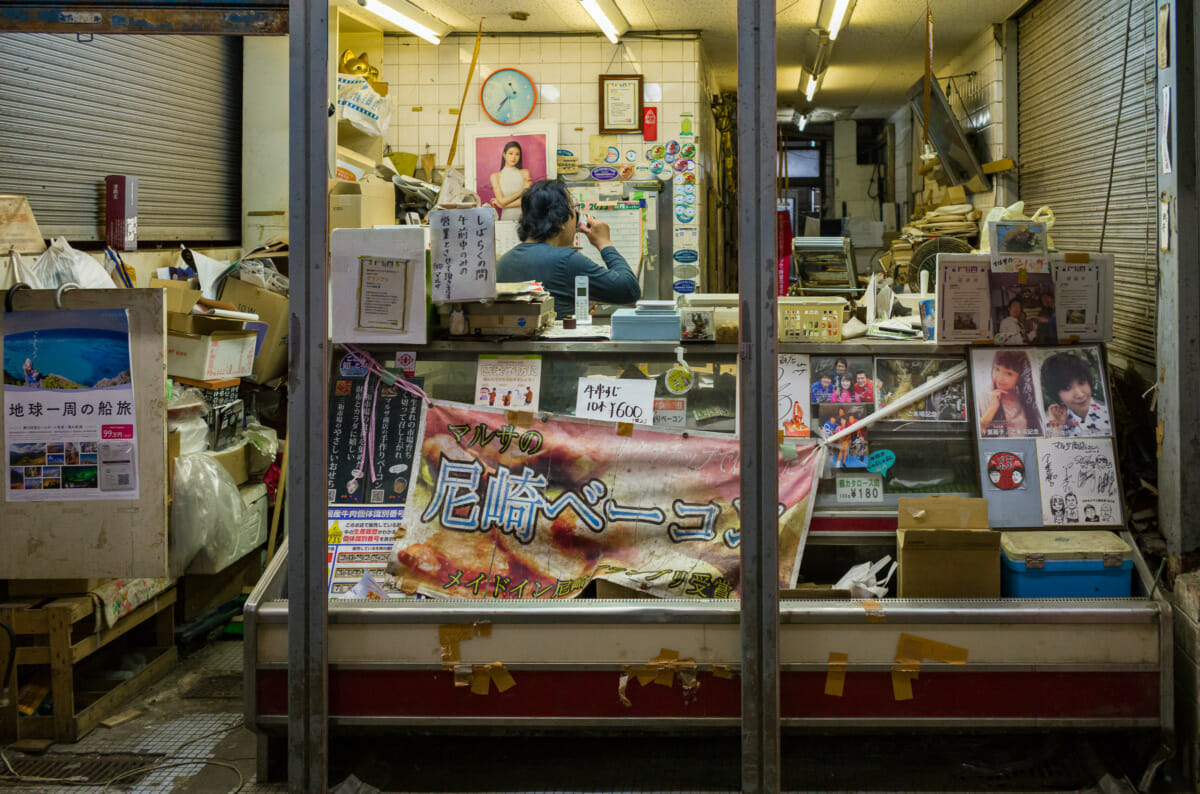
55,282,80,309
4,282,31,313
1024,553,1045,570
1103,552,1124,568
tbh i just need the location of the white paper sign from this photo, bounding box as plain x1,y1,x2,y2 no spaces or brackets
936,255,992,343
836,472,883,503
575,378,655,425
653,397,687,427
777,354,811,438
357,255,410,331
474,355,541,413
430,207,497,303
1036,437,1122,526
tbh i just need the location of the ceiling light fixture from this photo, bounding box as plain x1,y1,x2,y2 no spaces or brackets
356,0,441,45
797,114,808,131
580,0,621,44
827,0,854,40
805,73,818,102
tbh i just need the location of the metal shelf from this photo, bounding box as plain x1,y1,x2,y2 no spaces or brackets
344,338,969,356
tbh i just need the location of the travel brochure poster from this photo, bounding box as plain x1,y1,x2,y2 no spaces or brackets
4,309,138,502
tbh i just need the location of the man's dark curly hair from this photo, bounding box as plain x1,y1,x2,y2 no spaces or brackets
517,179,574,242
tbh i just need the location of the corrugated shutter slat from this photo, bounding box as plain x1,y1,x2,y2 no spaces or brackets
0,34,240,243
1018,0,1157,368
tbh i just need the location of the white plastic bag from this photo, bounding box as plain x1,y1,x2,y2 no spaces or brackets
337,74,392,137
170,453,245,577
834,555,898,599
25,236,114,290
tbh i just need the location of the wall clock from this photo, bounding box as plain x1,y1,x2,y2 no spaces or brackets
480,68,537,125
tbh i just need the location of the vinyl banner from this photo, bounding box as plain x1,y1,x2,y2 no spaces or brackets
388,402,823,599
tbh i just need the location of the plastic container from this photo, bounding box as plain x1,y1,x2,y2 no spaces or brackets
610,307,682,341
1000,530,1133,597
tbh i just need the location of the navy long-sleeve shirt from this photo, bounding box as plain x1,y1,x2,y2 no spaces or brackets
496,242,641,318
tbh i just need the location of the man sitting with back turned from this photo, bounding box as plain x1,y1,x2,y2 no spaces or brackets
497,179,641,318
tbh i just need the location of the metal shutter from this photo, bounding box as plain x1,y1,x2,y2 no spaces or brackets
1018,0,1157,370
0,34,240,243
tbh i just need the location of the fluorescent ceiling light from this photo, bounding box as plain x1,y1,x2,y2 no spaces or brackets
357,0,441,45
828,0,852,41
797,114,808,131
805,74,818,102
580,0,620,43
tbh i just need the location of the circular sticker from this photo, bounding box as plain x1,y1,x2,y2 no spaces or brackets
673,249,699,264
604,146,621,164
647,144,666,160
633,164,652,179
656,169,672,182
673,173,686,185
683,183,695,195
665,152,676,164
986,452,1025,490
674,263,701,280
683,172,696,184
681,192,695,205
617,164,635,180
650,160,665,174
675,158,690,173
625,150,637,162
672,278,696,293
675,206,696,222
680,142,696,158
666,140,680,156
338,352,370,377
590,166,619,181
665,365,694,395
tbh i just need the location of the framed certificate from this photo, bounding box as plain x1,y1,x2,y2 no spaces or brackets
599,74,643,134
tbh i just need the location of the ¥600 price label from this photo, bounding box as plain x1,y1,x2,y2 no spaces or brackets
836,473,883,503
575,377,656,426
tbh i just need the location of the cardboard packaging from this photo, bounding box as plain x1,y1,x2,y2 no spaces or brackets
167,330,256,380
218,276,289,383
206,441,249,485
105,175,137,251
457,296,554,337
329,175,396,231
896,496,999,598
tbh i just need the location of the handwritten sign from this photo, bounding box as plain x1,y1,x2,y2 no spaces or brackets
866,449,896,476
430,207,497,303
575,378,655,425
777,354,811,438
836,473,883,503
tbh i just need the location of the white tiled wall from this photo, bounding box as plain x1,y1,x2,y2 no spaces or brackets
380,34,706,171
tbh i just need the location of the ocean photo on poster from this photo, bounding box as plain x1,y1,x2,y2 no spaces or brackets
3,309,131,390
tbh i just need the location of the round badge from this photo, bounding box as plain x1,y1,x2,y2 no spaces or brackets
683,172,696,184
675,206,695,222
633,164,652,179
665,365,694,395
656,169,672,182
665,153,676,164
604,146,621,164
625,150,637,162
650,160,665,174
680,142,696,158
648,144,666,160
682,192,695,205
666,140,680,156
686,159,696,172
986,452,1025,490
674,158,690,173
673,173,686,185
617,164,635,180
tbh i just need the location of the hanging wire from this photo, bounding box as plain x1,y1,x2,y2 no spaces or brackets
1099,0,1136,251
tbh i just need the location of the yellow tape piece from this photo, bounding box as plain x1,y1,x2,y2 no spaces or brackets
710,664,734,679
634,648,681,687
1017,268,1028,284
469,667,492,695
891,668,915,700
824,652,848,697
899,632,968,666
488,661,517,693
1063,252,1090,263
453,664,472,688
617,422,634,436
778,429,785,445
474,621,492,638
859,599,886,623
506,410,534,427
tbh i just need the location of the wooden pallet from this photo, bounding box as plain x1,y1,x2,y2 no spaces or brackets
0,587,177,743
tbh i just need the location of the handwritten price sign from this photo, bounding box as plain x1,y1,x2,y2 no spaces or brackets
575,378,656,425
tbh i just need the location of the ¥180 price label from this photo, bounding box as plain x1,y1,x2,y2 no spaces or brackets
836,473,884,503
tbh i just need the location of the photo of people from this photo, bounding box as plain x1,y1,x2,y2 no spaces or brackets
989,271,1056,345
811,356,872,404
466,123,556,223
1037,347,1111,438
875,357,967,422
972,349,1045,438
818,405,869,468
953,312,978,330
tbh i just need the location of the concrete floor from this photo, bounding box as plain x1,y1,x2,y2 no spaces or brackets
0,637,1179,792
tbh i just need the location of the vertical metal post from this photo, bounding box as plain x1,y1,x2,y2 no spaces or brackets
736,0,779,790
287,0,330,790
1158,0,1199,555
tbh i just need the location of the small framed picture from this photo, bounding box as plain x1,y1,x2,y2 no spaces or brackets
599,74,644,135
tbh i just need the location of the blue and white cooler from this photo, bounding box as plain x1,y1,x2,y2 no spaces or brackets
1000,530,1134,598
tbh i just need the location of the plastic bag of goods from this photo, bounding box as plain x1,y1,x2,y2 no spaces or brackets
25,237,115,290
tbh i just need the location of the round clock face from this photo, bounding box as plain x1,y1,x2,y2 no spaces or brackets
480,68,537,125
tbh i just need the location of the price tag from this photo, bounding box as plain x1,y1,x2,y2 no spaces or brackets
576,378,656,425
653,397,687,427
836,473,884,503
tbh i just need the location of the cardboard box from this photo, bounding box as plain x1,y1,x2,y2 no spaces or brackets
152,278,248,336
167,329,257,380
218,276,289,383
206,441,249,486
896,496,1000,598
459,296,554,337
329,175,395,231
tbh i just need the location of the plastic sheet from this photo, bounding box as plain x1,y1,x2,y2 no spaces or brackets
24,237,114,290
170,453,245,578
244,423,279,478
169,416,209,454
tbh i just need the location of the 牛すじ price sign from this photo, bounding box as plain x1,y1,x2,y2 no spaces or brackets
575,378,656,425
836,473,883,503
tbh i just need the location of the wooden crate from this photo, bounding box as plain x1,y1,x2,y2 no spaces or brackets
0,587,177,743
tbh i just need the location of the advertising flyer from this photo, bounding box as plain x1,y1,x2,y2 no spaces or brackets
1054,259,1102,338
474,354,542,412
777,354,811,438
4,309,138,502
936,255,992,343
389,402,823,599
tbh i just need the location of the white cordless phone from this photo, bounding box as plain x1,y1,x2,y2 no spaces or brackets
574,275,591,325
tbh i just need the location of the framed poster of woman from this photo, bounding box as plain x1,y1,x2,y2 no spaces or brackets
464,122,557,221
